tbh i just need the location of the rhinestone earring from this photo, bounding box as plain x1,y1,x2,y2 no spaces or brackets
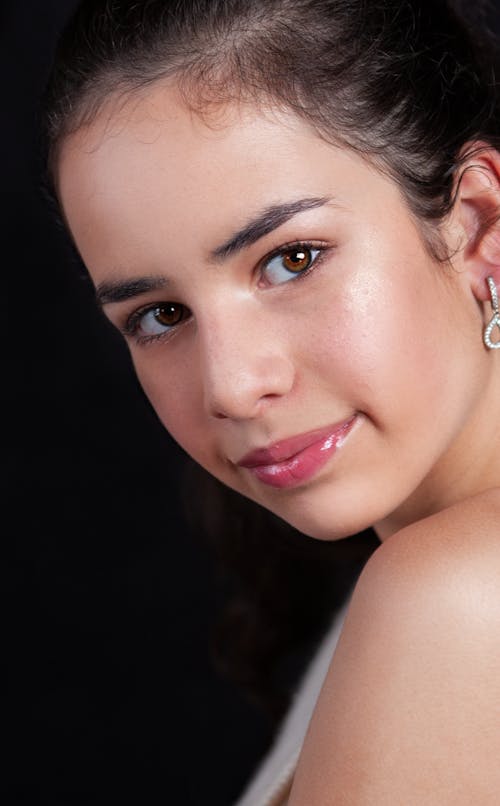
484,276,500,350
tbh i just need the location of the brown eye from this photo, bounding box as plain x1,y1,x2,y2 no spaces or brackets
282,248,312,273
153,303,184,327
262,245,321,285
133,302,187,338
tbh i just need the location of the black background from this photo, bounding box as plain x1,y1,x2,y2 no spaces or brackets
5,3,273,804
5,2,500,805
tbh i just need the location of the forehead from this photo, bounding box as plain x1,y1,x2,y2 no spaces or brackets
56,81,399,274
58,83,337,202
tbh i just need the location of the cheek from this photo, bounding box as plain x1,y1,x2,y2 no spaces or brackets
134,354,207,454
299,257,452,423
132,349,240,481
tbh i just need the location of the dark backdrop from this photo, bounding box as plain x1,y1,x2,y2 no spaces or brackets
5,2,500,806
5,3,274,804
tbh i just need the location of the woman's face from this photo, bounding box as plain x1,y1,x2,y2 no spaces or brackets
58,83,487,540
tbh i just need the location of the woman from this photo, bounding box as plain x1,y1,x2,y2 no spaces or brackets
42,0,500,802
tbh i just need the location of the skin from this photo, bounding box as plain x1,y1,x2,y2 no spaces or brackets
57,82,500,801
289,491,500,804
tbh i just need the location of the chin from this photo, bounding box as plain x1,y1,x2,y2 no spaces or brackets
263,498,380,542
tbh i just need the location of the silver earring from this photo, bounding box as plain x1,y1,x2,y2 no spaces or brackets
484,276,500,350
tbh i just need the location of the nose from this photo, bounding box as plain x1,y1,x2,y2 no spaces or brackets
199,305,294,421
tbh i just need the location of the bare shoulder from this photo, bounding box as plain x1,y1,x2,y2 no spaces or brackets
289,489,500,805
363,486,500,609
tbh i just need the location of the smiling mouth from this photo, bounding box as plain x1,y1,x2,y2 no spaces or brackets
236,414,358,489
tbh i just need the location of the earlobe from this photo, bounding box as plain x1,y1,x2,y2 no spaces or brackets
452,143,500,301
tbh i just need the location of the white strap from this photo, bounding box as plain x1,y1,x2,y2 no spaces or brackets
233,599,349,806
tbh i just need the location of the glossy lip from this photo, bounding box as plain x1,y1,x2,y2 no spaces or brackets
236,414,358,489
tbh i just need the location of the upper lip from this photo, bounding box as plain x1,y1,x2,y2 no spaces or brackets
236,415,356,468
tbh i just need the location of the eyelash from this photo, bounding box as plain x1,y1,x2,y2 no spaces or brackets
258,240,329,287
122,303,188,345
121,239,329,346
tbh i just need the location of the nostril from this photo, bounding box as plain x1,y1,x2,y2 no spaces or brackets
202,348,294,421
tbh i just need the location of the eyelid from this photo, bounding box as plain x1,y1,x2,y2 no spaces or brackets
120,301,189,344
258,239,330,283
261,239,329,263
121,303,150,336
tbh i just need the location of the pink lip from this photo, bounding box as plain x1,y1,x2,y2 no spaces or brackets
237,415,357,489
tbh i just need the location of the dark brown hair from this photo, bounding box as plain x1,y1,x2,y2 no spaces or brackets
43,0,500,238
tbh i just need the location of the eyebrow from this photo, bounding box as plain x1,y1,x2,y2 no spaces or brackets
96,276,168,306
211,195,332,261
96,195,332,305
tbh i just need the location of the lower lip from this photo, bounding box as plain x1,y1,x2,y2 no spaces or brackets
247,416,357,489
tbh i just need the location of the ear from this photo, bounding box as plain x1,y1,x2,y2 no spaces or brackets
450,143,500,302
